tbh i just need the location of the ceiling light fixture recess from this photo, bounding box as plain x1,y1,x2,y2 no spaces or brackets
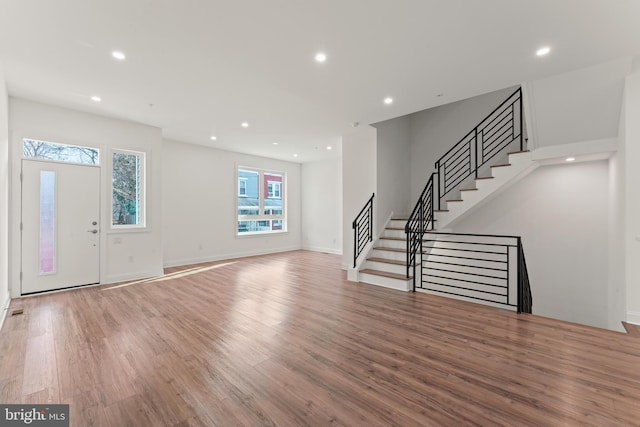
315,52,327,63
273,142,279,145
536,46,551,56
293,153,298,158
384,97,393,105
210,136,217,141
91,96,101,102
241,122,249,128
112,50,126,60
565,157,575,162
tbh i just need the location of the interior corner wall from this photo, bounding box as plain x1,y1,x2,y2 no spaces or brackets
301,157,342,254
342,126,376,269
450,161,610,330
162,139,302,267
623,64,640,325
8,98,164,293
371,115,411,233
409,86,518,201
608,149,626,331
0,68,9,315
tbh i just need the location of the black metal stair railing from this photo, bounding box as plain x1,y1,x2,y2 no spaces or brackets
352,193,374,268
419,232,533,314
405,173,436,286
435,88,523,209
406,88,524,281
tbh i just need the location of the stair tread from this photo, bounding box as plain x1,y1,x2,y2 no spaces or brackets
373,246,405,252
446,199,463,203
360,269,409,281
386,227,406,230
491,163,511,168
367,257,411,266
460,188,478,192
475,176,494,180
507,150,530,155
434,209,449,213
379,236,406,241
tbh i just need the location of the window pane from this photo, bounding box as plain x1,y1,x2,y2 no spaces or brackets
23,138,99,165
264,173,283,215
112,152,143,226
238,220,282,233
39,171,55,274
238,169,259,217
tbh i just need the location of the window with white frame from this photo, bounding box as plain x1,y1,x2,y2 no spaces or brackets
112,150,145,227
237,168,285,234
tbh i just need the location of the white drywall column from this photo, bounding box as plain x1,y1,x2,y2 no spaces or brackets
301,157,342,254
624,63,640,325
0,66,9,319
372,116,411,233
342,126,377,269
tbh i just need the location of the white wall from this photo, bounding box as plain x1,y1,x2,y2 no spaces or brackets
371,115,411,232
9,98,164,294
623,62,640,325
162,139,302,266
342,126,377,269
529,57,630,148
451,161,611,330
0,67,9,319
301,157,342,254
409,86,518,201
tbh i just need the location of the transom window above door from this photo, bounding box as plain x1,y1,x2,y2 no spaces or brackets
22,138,99,165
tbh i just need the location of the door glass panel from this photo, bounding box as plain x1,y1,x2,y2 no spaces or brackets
39,170,56,274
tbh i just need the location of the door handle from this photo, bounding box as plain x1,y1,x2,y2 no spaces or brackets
87,229,98,234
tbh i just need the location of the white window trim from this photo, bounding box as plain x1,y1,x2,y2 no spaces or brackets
111,148,147,230
236,166,286,236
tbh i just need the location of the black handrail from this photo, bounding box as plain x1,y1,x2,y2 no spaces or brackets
352,193,375,268
417,232,532,313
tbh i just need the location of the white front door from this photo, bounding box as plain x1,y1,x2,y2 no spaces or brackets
21,160,100,294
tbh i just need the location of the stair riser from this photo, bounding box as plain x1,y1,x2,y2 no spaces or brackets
377,239,406,250
358,273,412,292
363,260,408,276
371,249,407,262
388,219,408,228
382,229,407,239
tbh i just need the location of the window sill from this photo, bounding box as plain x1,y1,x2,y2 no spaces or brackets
236,230,288,238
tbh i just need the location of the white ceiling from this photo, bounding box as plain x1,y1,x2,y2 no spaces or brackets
1,0,639,163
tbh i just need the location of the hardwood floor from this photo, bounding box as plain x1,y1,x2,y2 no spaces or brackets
1,250,640,426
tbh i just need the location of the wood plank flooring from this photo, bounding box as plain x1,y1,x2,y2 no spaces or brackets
1,250,640,426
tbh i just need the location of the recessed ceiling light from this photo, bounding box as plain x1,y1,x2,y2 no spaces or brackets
91,95,101,102
566,157,575,162
384,97,393,105
293,153,298,158
273,142,279,145
241,122,249,128
210,136,217,141
112,50,126,61
536,46,551,57
315,52,327,63
326,146,332,150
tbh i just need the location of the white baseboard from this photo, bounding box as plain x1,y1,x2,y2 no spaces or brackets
163,246,302,268
104,268,165,284
302,245,342,255
0,295,11,332
627,310,640,326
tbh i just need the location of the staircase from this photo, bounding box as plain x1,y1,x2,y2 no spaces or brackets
351,88,536,307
